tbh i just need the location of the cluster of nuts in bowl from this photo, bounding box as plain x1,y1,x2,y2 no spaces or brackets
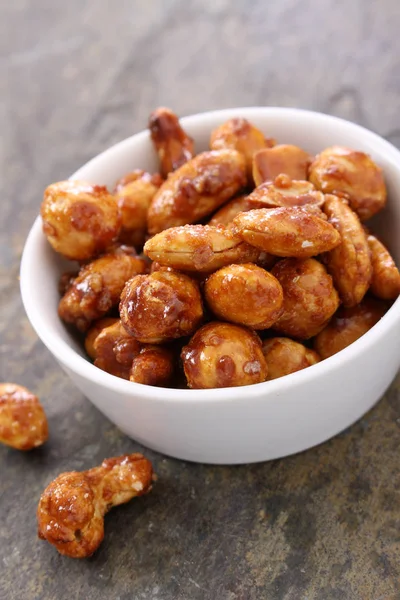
2,108,400,559
38,108,400,389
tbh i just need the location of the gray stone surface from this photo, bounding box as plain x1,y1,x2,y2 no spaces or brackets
1,1,400,598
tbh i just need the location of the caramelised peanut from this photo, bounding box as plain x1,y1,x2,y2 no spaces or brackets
208,195,254,226
210,118,274,177
309,146,387,220
181,322,268,388
130,346,175,387
144,224,260,273
58,271,78,296
314,297,387,359
252,145,312,186
246,175,325,209
147,150,247,234
41,181,120,261
114,170,163,249
262,338,320,380
323,194,372,307
120,270,203,343
37,453,153,558
271,258,340,339
84,317,119,359
233,206,340,258
59,253,148,332
367,234,400,300
93,320,142,380
205,264,283,329
103,243,138,256
149,107,194,177
0,384,48,450
149,261,175,274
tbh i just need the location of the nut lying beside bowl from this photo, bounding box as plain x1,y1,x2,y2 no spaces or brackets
20,107,400,463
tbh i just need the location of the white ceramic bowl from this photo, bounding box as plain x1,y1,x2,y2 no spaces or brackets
20,107,400,464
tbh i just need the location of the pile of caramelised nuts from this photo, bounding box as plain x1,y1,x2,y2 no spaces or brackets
40,108,400,389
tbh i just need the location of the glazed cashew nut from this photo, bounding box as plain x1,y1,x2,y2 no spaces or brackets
0,384,48,450
37,454,153,558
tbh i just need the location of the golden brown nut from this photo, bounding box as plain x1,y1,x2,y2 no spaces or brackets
41,181,121,261
114,170,163,248
314,298,387,359
252,145,312,186
271,258,340,339
246,175,325,209
262,338,320,380
309,146,387,220
37,453,153,558
84,317,119,360
93,320,142,379
181,322,268,388
149,107,194,177
367,234,400,300
103,243,138,257
144,224,260,273
147,150,247,234
323,194,372,307
233,206,340,258
204,264,283,329
59,254,148,332
149,261,175,274
0,384,48,450
58,271,78,296
130,346,175,386
120,270,203,343
209,118,274,176
208,195,254,226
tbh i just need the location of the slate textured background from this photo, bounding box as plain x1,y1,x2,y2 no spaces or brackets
1,1,400,598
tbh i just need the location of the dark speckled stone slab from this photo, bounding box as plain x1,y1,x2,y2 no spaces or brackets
1,1,400,598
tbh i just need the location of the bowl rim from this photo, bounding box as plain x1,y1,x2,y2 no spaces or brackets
20,106,400,403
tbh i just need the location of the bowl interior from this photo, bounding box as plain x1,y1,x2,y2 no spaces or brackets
21,107,400,393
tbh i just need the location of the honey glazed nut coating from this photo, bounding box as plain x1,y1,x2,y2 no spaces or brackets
41,180,121,261
252,145,312,186
367,233,400,300
309,145,387,221
37,454,153,558
119,269,203,343
149,107,194,177
58,271,78,296
313,297,388,359
233,206,340,258
204,263,283,329
84,317,119,360
208,195,254,226
262,338,320,380
0,383,48,450
58,252,148,332
114,169,163,248
209,117,275,177
271,258,340,339
130,346,175,386
147,149,247,234
93,320,142,380
247,175,324,209
181,322,268,389
322,194,372,307
144,224,261,273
